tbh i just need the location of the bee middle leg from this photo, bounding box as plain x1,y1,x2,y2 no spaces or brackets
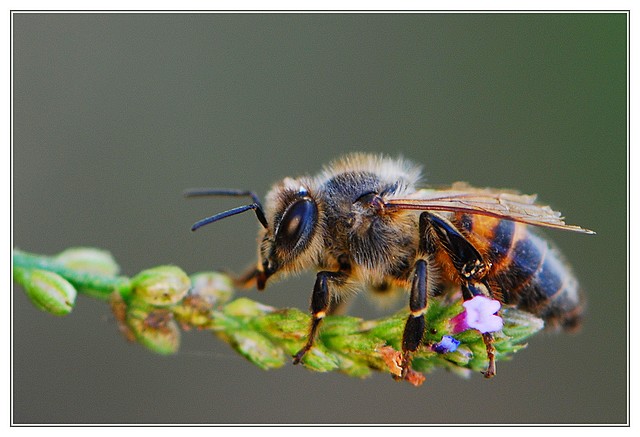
293,270,346,364
423,212,499,379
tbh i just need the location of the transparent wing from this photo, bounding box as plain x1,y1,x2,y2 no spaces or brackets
385,182,595,234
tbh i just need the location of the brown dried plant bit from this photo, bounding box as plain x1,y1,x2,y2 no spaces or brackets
109,291,136,342
127,307,181,355
143,309,174,331
378,345,426,386
404,368,426,387
173,294,213,329
378,345,403,377
109,291,127,323
173,272,235,328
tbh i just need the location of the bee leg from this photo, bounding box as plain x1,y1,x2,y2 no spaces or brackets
423,213,490,280
293,271,344,364
423,212,499,378
232,266,259,289
482,332,497,378
398,258,428,380
461,281,498,379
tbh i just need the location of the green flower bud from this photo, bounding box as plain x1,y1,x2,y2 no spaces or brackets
319,315,361,336
127,307,180,355
131,266,190,307
296,344,340,372
442,344,472,366
54,247,120,276
18,268,77,316
250,308,308,340
223,297,275,318
228,329,286,370
173,272,235,328
323,332,382,356
190,272,234,306
172,296,214,329
501,308,545,341
332,354,372,378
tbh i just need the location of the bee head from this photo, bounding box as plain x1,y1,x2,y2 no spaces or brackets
185,180,320,290
256,180,320,289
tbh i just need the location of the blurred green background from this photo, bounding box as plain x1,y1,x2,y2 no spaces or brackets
12,13,626,424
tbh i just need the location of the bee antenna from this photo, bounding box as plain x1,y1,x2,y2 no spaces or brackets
191,204,268,231
184,188,269,230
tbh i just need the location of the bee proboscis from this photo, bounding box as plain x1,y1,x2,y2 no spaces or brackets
186,153,593,381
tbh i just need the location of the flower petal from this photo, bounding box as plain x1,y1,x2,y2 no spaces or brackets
461,296,503,333
480,314,504,333
432,335,461,354
451,311,469,333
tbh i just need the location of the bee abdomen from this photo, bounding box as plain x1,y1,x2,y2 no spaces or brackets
457,214,584,332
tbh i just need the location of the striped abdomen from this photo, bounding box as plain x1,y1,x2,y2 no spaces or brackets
454,213,584,332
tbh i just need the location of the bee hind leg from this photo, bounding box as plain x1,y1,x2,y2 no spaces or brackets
424,212,499,379
461,281,498,378
482,332,497,378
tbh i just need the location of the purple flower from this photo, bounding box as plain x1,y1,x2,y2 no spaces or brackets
432,335,461,354
451,296,503,334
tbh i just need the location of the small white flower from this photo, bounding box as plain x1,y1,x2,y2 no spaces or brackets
452,296,503,334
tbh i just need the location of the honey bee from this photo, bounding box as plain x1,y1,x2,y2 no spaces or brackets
186,153,593,380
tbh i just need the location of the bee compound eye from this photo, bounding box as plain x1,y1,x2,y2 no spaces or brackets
275,198,318,252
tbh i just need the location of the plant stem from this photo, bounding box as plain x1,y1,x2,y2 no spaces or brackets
13,246,545,384
12,249,132,300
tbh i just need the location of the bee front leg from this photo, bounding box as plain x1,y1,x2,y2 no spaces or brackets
293,271,345,364
233,266,260,289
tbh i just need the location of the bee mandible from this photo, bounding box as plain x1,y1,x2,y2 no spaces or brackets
186,153,594,380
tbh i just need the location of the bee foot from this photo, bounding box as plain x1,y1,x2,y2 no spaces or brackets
292,345,311,365
482,361,497,379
